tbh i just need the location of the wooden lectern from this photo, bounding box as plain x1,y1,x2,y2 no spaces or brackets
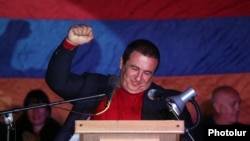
75,120,184,141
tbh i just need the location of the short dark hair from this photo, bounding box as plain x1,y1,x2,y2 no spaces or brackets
24,89,51,116
122,39,160,70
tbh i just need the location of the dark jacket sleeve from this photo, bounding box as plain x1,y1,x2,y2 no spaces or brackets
45,42,111,141
45,42,84,100
46,43,105,94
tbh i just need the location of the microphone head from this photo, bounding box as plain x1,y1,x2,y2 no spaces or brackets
108,75,120,88
168,87,197,115
106,75,120,101
147,89,157,100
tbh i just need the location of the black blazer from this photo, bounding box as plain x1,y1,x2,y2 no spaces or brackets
45,44,197,141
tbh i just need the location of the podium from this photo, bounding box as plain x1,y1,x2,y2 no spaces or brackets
75,120,184,141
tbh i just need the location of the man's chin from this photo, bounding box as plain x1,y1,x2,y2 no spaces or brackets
127,87,145,94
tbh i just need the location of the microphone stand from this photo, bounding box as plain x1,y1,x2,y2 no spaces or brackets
166,98,201,141
0,94,105,141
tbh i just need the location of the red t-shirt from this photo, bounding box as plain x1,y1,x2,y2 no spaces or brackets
91,88,143,120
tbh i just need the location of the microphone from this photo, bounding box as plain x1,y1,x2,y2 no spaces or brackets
94,75,120,116
147,87,196,116
106,75,120,106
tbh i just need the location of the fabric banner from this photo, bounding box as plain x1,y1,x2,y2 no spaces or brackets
0,0,249,124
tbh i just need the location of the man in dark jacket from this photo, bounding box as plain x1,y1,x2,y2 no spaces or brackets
45,24,197,141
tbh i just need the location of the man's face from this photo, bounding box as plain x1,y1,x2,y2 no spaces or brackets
119,51,158,94
215,92,241,124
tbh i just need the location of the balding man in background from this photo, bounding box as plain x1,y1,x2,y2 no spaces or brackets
206,85,242,125
196,85,249,141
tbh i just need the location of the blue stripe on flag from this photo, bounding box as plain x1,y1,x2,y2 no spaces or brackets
0,16,249,77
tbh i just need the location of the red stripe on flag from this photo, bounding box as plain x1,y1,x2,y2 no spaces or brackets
0,0,249,20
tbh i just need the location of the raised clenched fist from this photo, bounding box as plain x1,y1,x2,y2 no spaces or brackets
66,24,94,46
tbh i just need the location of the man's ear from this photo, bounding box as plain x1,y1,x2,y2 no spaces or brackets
119,57,123,69
213,103,221,113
